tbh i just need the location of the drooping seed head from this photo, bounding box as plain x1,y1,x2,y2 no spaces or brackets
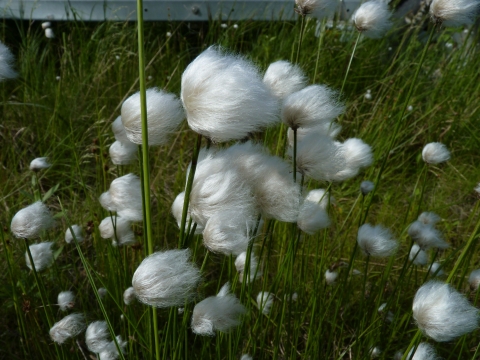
357,223,398,257
352,0,392,39
407,342,440,360
57,291,75,311
29,157,51,171
409,244,429,266
235,252,262,284
85,321,110,353
256,291,274,315
11,201,54,239
49,313,86,344
263,60,307,100
25,242,54,271
429,0,480,27
297,189,331,235
123,287,136,305
422,142,451,164
98,216,135,247
109,140,138,165
65,225,84,244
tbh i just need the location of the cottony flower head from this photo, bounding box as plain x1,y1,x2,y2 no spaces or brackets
0,41,17,81
49,313,86,344
422,142,451,164
297,189,331,235
29,157,51,171
430,0,480,27
65,225,84,244
352,0,392,39
85,321,110,353
109,140,138,165
99,173,143,221
256,291,274,315
25,242,54,271
263,60,307,100
11,201,54,239
235,252,263,284
357,223,398,257
406,342,439,360
57,291,75,311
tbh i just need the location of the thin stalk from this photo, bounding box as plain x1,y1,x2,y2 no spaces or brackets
293,128,297,183
340,32,362,95
295,15,306,64
313,19,326,81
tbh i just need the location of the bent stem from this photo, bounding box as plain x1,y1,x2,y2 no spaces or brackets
340,32,362,95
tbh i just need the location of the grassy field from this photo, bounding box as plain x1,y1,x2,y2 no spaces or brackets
1,9,480,360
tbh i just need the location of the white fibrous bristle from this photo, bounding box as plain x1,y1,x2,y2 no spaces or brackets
181,46,279,142
407,342,439,360
377,303,394,323
360,180,375,195
469,269,480,291
97,288,108,298
422,142,451,164
99,216,135,247
202,211,255,256
191,282,246,336
418,212,441,225
429,262,445,277
49,313,86,344
45,28,55,39
109,140,138,165
85,321,110,354
65,225,84,244
123,287,136,305
100,174,143,221
58,291,75,311
132,249,201,308
295,0,338,18
112,115,130,143
332,138,373,181
98,335,127,360
263,60,307,100
256,291,274,315
41,22,51,29
408,220,449,250
352,0,392,39
171,191,204,234
430,0,480,27
29,157,51,171
297,189,331,235
282,85,344,130
409,244,429,266
370,346,382,358
235,252,263,284
475,183,480,195
11,201,54,239
25,242,54,271
325,269,338,285
121,88,185,145
240,355,253,360
413,281,479,342
287,122,342,145
357,224,398,257
0,41,17,81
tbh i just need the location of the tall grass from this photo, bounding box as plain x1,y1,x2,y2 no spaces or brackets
1,13,480,360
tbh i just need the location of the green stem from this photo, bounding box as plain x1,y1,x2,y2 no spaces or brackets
293,128,297,183
313,19,326,81
295,15,306,64
340,32,361,96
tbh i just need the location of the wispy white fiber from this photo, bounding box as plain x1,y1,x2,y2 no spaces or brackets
407,342,439,360
235,252,263,284
99,216,135,247
181,46,279,142
357,223,398,257
360,180,375,195
240,355,253,360
430,0,480,27
109,140,138,165
58,291,75,311
98,335,127,360
49,313,86,344
171,191,204,234
191,282,246,336
332,138,373,181
99,174,143,221
65,225,84,244
412,281,479,342
469,269,480,291
263,60,307,100
295,0,338,18
132,249,201,308
29,157,51,171
287,122,342,145
429,262,445,277
325,269,338,285
422,142,451,164
0,41,17,81
121,88,184,145
123,287,136,305
369,346,382,358
25,242,54,271
112,116,130,143
85,321,110,353
409,244,429,266
256,291,274,315
297,189,331,235
408,220,449,250
11,201,54,239
418,212,441,226
352,0,392,39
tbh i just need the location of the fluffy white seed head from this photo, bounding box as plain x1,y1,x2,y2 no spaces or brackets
0,41,17,81
469,269,480,291
429,0,480,27
98,335,127,360
422,142,451,164
407,342,439,360
357,224,398,257
58,291,75,311
256,291,274,315
282,85,344,130
297,189,331,235
360,180,375,195
65,225,84,244
181,46,279,142
409,244,429,266
408,221,449,250
235,252,263,284
325,269,338,285
333,138,374,181
109,140,138,165
263,60,307,100
429,262,445,277
49,313,86,344
98,216,135,246
352,0,392,39
287,122,342,145
171,191,204,234
475,183,480,195
370,346,382,358
132,249,201,308
295,0,338,18
378,303,394,323
121,88,184,145
191,282,246,336
11,201,54,239
418,212,441,225
123,287,136,305
41,22,51,29
100,174,143,221
45,28,55,38
241,355,253,360
29,157,51,171
98,288,108,298
412,281,479,342
25,242,54,271
85,321,110,353
112,116,130,143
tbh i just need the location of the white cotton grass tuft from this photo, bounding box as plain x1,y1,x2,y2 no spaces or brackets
41,22,51,29
112,116,130,143
65,225,84,244
121,88,184,146
357,224,398,257
378,303,394,323
409,244,429,266
325,269,338,285
287,122,342,144
171,191,204,234
181,46,279,142
57,291,75,311
297,189,331,235
281,85,344,130
0,41,17,81
45,28,55,39
25,242,54,271
418,212,441,226
49,313,86,344
352,0,392,39
429,262,445,277
360,180,375,195
235,252,263,284
240,355,253,360
99,216,135,247
99,173,143,221
475,183,480,195
429,0,480,27
333,138,374,181
191,282,246,336
29,157,51,171
406,342,439,360
98,335,127,360
468,269,480,291
369,346,381,358
256,291,274,315
85,321,110,354
408,220,449,250
422,142,451,164
109,140,138,165
132,249,201,308
123,287,136,305
263,60,307,100
11,201,54,239
295,0,338,18
412,281,479,342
